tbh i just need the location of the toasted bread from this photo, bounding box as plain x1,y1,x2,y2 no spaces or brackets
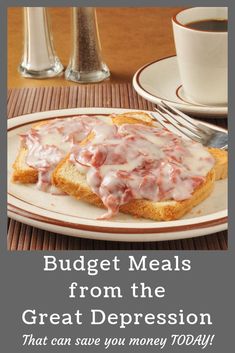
12,147,38,183
207,147,228,180
51,113,227,221
11,112,155,184
12,120,54,184
52,156,216,221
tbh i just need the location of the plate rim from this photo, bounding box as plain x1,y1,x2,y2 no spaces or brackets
133,55,228,116
7,210,228,242
8,107,228,239
7,203,227,235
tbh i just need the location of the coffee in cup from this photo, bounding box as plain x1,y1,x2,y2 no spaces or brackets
172,7,228,105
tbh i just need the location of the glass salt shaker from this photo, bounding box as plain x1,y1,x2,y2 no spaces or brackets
19,7,63,78
65,7,110,83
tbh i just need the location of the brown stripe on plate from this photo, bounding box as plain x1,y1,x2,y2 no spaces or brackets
7,219,228,251
8,203,227,234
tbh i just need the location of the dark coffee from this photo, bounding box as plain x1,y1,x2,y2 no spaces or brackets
185,19,227,32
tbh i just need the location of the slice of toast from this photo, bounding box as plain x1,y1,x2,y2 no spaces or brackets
207,147,228,180
11,112,156,184
12,120,53,184
51,114,228,221
12,147,38,183
52,156,216,221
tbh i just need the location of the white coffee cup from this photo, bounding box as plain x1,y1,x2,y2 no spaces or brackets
172,7,228,105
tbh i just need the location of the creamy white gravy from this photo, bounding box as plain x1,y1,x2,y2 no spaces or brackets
21,114,214,219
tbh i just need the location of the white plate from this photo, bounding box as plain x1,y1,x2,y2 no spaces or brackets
8,108,228,242
133,56,227,118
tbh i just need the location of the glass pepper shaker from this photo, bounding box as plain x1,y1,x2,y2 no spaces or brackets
65,7,110,83
19,7,63,78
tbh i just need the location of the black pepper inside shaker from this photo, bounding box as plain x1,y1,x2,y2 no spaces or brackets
65,7,110,83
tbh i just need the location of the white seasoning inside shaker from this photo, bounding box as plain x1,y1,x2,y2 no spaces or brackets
19,7,63,78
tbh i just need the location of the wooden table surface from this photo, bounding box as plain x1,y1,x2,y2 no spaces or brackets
8,7,183,88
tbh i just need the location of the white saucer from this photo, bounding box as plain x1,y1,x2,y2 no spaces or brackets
133,56,227,118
